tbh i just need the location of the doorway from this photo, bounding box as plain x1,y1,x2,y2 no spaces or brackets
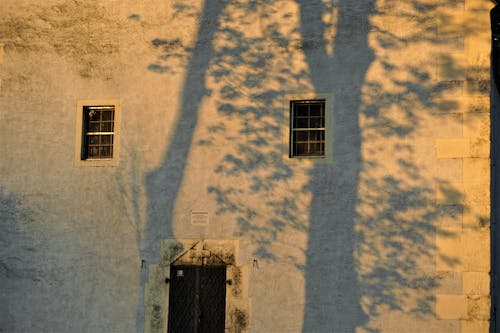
167,265,227,333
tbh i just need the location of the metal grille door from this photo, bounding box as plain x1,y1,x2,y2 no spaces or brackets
168,266,226,333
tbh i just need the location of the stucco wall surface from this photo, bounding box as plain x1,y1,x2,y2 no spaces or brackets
0,0,492,332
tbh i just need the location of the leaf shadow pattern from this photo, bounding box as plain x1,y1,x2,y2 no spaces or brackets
141,0,467,332
200,0,373,330
204,0,312,269
353,1,467,331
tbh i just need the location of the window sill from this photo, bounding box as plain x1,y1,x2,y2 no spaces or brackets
75,158,119,167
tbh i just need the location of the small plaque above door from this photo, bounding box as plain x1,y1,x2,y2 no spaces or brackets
191,211,209,225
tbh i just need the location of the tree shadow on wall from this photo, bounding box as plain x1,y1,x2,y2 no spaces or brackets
351,1,473,331
140,0,467,332
295,1,375,331
138,2,229,333
143,0,229,261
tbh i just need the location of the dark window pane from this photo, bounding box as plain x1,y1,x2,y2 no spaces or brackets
309,130,324,141
89,122,100,132
88,135,100,145
101,110,114,121
309,143,323,155
88,146,99,157
310,117,324,128
295,117,309,128
295,104,308,117
101,122,113,132
310,104,322,116
294,131,308,142
101,135,112,145
100,146,112,158
295,143,307,155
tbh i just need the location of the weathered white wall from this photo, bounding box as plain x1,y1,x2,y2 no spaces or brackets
0,0,492,332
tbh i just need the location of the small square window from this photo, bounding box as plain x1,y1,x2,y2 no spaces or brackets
290,100,325,157
75,100,120,167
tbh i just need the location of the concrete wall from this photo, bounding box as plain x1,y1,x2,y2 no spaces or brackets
0,0,492,332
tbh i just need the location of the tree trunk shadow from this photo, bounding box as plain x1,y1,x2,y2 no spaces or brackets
138,2,228,332
297,1,374,331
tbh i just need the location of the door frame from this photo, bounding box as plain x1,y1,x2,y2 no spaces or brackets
144,239,250,333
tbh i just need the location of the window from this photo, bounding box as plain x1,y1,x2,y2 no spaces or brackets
75,100,120,166
290,100,325,157
82,106,115,159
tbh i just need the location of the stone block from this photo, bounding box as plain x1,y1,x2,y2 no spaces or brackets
463,112,489,138
462,229,490,272
435,97,466,115
436,138,470,158
436,182,465,205
466,51,490,70
465,0,494,11
462,159,489,183
463,272,489,295
466,96,489,113
436,159,462,182
469,137,489,158
462,205,489,229
435,271,463,294
466,67,489,86
461,320,489,333
432,80,465,98
466,79,489,95
436,205,463,228
436,228,463,271
463,182,489,208
467,295,490,321
436,294,467,319
437,9,465,44
437,52,465,81
465,27,492,54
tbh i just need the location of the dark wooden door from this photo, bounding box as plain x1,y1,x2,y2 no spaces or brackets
167,266,226,333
